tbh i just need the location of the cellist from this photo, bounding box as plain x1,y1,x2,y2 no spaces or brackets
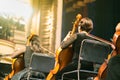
105,23,120,80
55,17,94,80
4,34,46,80
94,22,120,80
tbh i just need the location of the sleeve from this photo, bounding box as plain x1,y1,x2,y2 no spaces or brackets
60,34,77,49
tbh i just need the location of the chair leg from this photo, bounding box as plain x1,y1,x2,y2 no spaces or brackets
61,70,78,80
77,59,81,80
27,69,31,80
77,70,80,80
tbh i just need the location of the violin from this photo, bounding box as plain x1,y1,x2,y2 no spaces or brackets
94,31,120,80
46,14,82,80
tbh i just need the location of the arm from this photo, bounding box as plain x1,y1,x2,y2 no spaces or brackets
60,33,77,49
11,34,33,58
11,47,26,58
0,47,25,58
3,35,32,58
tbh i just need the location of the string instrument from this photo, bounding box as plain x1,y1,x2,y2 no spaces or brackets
46,14,82,80
94,31,120,80
4,55,25,80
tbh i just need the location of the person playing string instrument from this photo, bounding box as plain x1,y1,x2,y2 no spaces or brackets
55,17,94,80
94,22,120,80
105,36,120,80
105,23,120,80
4,34,46,80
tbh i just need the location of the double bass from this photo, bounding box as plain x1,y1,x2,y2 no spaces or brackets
94,31,120,80
46,14,82,80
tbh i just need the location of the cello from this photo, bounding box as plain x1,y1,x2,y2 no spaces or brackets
4,55,24,80
94,31,120,80
46,14,82,80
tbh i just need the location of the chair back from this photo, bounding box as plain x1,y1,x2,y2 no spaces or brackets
79,39,112,64
61,39,113,80
29,53,55,73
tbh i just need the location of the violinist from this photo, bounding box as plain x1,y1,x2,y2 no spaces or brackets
106,23,120,80
55,17,94,80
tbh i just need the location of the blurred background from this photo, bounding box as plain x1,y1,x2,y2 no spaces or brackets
0,0,120,65
0,0,120,79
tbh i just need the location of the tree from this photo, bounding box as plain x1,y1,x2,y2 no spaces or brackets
0,14,25,40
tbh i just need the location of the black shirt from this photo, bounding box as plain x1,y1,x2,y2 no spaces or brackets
106,54,120,80
60,32,92,61
24,46,33,68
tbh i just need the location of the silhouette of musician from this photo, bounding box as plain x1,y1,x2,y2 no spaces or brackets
10,34,45,80
106,23,120,80
55,17,94,80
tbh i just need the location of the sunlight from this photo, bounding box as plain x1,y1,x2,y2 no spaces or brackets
0,0,33,23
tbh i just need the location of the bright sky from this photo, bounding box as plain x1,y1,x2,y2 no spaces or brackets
0,0,33,22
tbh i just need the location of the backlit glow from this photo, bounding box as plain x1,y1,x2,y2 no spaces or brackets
0,0,33,23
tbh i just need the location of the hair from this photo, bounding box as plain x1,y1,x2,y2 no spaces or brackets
29,35,42,52
78,17,93,33
30,35,40,43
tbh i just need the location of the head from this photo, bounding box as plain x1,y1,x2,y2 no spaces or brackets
78,17,93,33
29,35,42,52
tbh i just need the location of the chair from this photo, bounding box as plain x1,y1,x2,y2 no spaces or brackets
61,39,113,80
0,62,11,78
26,53,55,80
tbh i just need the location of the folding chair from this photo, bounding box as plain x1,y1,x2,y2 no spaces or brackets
62,39,112,80
26,53,55,80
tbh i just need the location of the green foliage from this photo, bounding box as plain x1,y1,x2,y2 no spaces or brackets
0,15,25,40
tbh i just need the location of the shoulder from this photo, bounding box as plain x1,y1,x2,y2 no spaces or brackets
70,34,77,40
76,32,87,37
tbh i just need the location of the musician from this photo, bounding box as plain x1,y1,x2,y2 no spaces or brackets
10,34,45,80
55,17,94,80
105,36,120,80
106,23,120,80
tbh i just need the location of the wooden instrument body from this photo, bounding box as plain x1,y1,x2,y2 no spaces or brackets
46,47,73,80
4,55,25,80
